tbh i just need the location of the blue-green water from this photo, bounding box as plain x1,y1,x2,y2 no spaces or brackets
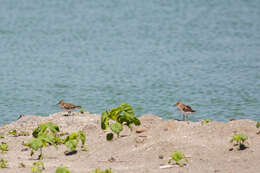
1,0,260,124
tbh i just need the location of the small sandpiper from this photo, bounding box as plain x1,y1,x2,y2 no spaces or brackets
17,114,24,120
175,101,196,121
57,100,81,116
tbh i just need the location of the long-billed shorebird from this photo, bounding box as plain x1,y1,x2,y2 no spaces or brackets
175,101,196,121
57,100,81,116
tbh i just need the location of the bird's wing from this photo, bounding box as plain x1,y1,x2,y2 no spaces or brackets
183,105,196,112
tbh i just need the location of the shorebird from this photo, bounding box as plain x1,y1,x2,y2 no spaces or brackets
175,101,196,121
57,100,81,116
17,114,24,120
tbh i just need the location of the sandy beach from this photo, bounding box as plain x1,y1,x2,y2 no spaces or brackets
0,112,259,173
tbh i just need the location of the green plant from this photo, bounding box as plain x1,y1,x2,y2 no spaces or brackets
201,119,211,125
257,121,260,134
24,122,61,159
90,168,113,173
31,161,44,173
101,103,141,140
64,130,86,154
81,145,88,152
0,134,4,138
56,167,71,173
18,131,30,136
0,158,8,168
8,129,17,136
8,129,30,137
80,108,86,114
257,121,260,128
168,151,188,167
32,122,60,137
0,142,8,152
230,133,248,150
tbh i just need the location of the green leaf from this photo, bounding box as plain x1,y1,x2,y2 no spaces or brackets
8,129,17,136
65,139,78,151
101,111,109,130
81,145,88,152
33,161,44,168
64,132,79,151
171,151,183,162
56,167,70,173
109,108,122,120
33,122,59,137
168,151,188,166
79,108,86,113
46,122,60,134
202,119,211,125
120,103,134,115
0,142,8,152
78,130,86,145
0,158,8,168
31,161,44,173
106,133,114,141
28,138,43,151
31,167,41,173
90,168,113,173
133,117,141,126
110,122,123,136
231,134,248,143
256,121,260,128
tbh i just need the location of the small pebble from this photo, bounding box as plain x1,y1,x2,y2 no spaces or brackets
136,127,146,133
135,136,144,143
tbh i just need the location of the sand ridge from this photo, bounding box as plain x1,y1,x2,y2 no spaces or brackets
0,112,259,173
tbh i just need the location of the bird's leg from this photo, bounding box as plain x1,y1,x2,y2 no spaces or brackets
62,109,68,116
186,113,191,121
68,110,71,116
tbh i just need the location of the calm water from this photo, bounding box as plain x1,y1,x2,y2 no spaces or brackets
0,0,260,124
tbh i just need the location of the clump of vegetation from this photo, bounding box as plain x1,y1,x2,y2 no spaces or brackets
19,131,30,136
80,108,87,114
8,129,17,136
8,129,30,137
168,151,188,167
90,168,113,173
31,161,44,173
56,167,70,173
257,121,260,128
0,142,8,152
23,122,61,159
19,162,26,168
0,158,8,168
64,130,86,155
0,134,4,138
23,122,88,158
230,133,248,150
257,121,260,134
101,103,141,140
201,119,211,125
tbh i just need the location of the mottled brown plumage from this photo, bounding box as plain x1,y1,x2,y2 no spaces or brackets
58,100,81,116
175,101,196,120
